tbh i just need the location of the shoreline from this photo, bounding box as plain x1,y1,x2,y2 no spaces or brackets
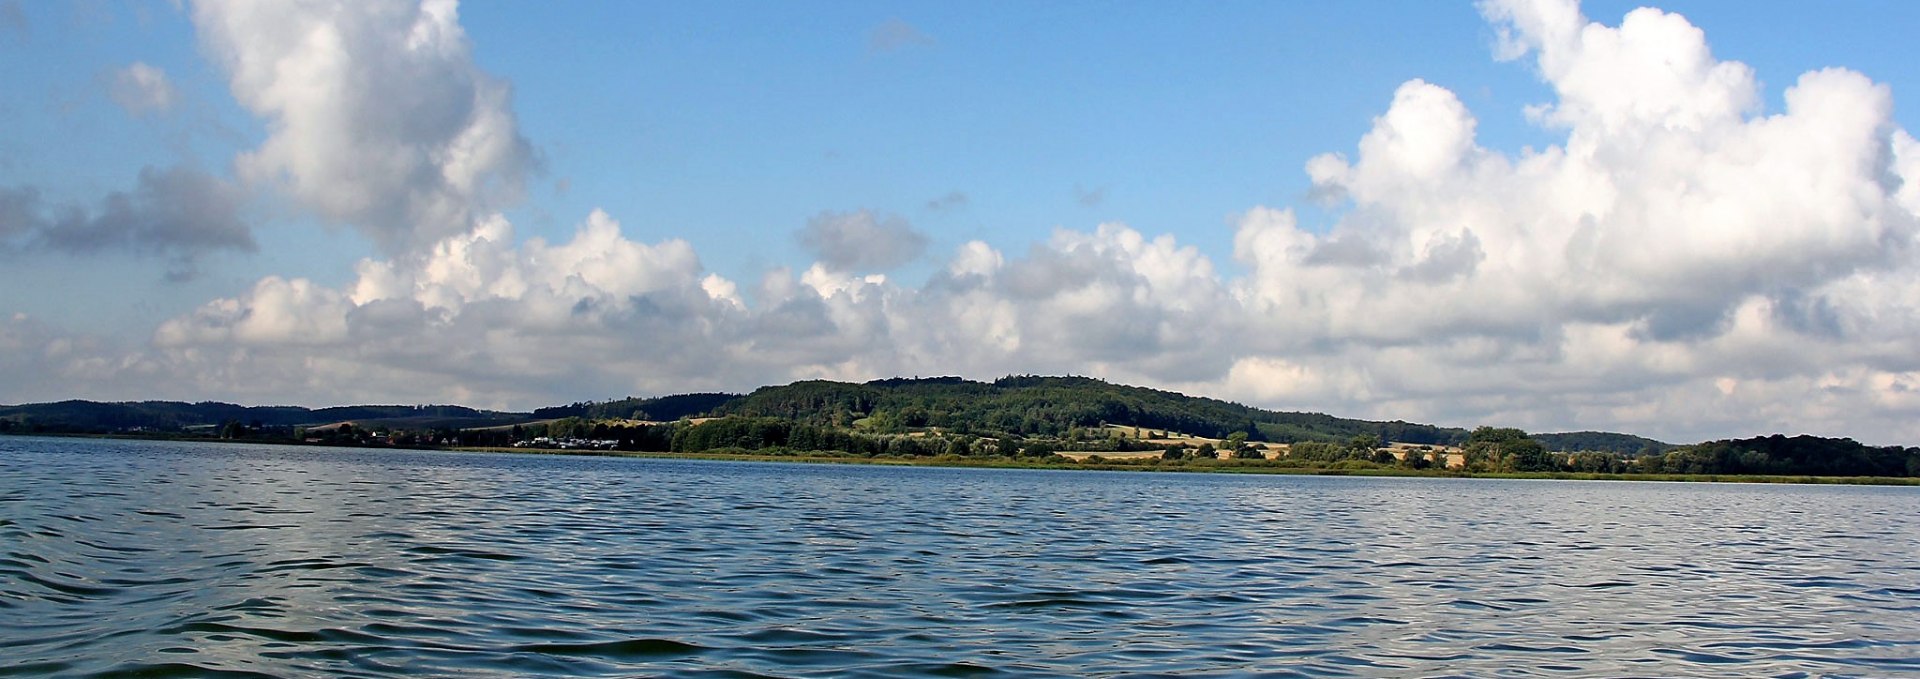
441,443,1920,485
6,432,1916,486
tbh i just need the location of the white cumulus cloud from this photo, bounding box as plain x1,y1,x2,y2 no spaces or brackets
191,0,535,254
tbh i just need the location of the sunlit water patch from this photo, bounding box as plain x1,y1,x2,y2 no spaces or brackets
2,437,1916,677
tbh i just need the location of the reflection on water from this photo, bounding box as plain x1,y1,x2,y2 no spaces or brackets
2,436,1916,677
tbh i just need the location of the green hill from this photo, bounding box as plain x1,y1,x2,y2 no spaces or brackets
0,400,533,434
533,393,739,422
1533,431,1672,455
711,375,1467,444
10,377,1915,479
0,376,1670,450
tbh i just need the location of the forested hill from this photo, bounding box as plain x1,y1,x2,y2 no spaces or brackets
13,378,1916,478
1533,431,1674,456
3,375,1671,450
0,400,530,434
533,393,739,422
699,375,1465,444
550,377,1675,449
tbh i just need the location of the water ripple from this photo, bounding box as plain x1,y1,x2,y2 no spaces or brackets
1,436,1916,677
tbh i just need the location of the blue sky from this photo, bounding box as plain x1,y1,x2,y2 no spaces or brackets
5,1,1920,445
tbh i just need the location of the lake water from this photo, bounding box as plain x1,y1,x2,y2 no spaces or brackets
2,437,1917,677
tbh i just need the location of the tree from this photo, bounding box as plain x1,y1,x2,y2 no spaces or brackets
1289,440,1342,462
1225,431,1249,455
1464,426,1553,472
1347,433,1382,458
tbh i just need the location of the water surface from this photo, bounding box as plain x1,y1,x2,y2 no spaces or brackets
2,437,1916,677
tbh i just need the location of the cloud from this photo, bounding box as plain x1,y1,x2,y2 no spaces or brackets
868,17,933,53
142,210,748,406
113,210,1225,410
191,0,536,254
15,0,1920,446
0,166,255,277
797,209,929,272
925,191,968,211
108,62,175,115
1219,0,1920,436
1074,184,1106,207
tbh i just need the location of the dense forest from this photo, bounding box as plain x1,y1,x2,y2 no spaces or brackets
1639,435,1918,477
711,376,1468,445
532,393,739,422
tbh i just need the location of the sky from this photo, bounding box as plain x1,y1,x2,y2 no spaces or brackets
4,0,1920,445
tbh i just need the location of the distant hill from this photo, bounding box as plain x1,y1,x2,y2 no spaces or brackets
533,393,740,422
708,375,1469,444
1534,431,1672,455
2,376,1670,449
0,400,534,434
9,379,1911,479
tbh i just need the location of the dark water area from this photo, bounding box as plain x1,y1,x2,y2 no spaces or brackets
2,437,1917,677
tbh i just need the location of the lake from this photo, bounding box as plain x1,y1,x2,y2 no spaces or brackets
2,436,1916,677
